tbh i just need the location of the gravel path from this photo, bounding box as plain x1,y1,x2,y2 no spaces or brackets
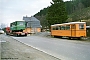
0,34,60,60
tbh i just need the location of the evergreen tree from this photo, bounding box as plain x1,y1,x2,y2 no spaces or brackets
46,0,68,27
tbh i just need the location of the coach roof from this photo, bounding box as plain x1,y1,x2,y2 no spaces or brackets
51,22,86,26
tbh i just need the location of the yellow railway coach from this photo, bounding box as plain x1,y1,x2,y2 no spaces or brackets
51,22,86,39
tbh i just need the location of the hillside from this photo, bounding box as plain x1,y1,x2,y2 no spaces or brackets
67,7,90,25
68,7,90,21
34,0,90,28
35,7,90,27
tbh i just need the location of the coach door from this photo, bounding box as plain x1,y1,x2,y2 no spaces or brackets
71,24,76,37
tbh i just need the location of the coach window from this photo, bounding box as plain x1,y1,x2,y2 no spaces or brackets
58,26,61,30
79,24,84,29
52,27,56,30
71,24,76,29
56,26,59,30
61,26,65,30
66,25,70,30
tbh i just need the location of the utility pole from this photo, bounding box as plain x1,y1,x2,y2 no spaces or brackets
29,17,32,34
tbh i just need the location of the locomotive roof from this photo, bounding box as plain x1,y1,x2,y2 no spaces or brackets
11,21,25,23
51,22,86,26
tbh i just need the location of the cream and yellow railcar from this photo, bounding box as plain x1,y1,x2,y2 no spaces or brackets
51,22,86,39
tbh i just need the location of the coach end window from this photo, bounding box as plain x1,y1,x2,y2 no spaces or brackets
79,24,84,29
52,27,56,30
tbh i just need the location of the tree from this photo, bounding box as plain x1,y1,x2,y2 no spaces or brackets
34,7,49,29
46,0,68,27
0,23,6,29
81,0,90,8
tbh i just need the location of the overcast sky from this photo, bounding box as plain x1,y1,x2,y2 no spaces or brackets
0,0,70,27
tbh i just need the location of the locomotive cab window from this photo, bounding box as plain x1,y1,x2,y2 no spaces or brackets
19,22,24,25
79,24,84,29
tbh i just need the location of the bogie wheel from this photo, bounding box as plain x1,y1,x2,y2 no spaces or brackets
25,34,27,36
15,34,18,37
68,37,71,40
77,37,81,40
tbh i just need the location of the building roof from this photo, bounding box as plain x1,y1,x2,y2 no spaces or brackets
23,16,39,22
23,16,42,28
